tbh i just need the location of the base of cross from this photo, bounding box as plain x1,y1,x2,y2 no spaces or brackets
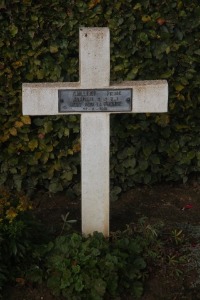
22,27,168,236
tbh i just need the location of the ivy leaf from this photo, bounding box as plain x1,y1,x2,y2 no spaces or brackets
15,121,24,128
12,61,23,69
72,143,81,153
49,181,63,193
114,64,124,72
143,145,152,157
133,3,142,10
123,158,136,168
28,139,38,151
54,161,61,171
174,83,184,92
74,279,84,292
0,133,9,142
126,67,139,80
9,127,17,136
139,32,148,43
93,278,106,296
50,45,58,53
45,144,53,153
88,0,100,9
61,171,73,181
175,28,183,40
139,160,148,171
110,186,122,201
160,69,174,79
44,121,53,133
155,114,170,127
64,128,69,136
35,152,42,160
13,175,22,191
194,49,200,56
9,24,18,37
36,69,45,80
67,149,74,155
21,116,31,125
150,155,160,164
142,15,151,23
40,152,49,164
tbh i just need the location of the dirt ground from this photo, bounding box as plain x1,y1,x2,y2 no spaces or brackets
4,180,200,300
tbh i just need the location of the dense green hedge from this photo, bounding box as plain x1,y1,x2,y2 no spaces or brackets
1,0,200,197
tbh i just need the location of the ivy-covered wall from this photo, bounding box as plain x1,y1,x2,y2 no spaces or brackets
1,0,200,198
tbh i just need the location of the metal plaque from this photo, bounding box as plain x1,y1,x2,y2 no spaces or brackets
58,89,132,112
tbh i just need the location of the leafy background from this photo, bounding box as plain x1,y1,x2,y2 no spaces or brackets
0,0,200,198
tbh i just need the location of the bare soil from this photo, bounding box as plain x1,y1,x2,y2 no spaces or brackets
3,180,200,300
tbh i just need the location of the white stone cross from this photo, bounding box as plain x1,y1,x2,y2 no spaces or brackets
22,27,168,237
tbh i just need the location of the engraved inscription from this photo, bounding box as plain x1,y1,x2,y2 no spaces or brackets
58,89,132,112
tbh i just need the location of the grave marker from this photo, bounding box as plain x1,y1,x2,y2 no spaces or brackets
22,27,168,236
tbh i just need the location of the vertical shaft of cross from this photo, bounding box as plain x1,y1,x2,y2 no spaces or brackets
80,28,110,236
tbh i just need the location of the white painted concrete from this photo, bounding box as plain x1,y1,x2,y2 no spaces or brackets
22,27,168,237
80,28,110,236
81,113,110,235
79,27,110,89
22,80,168,115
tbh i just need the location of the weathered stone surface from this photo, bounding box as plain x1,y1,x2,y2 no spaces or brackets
22,80,167,115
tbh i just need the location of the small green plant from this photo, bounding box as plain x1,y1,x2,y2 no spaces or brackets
60,212,77,235
171,229,185,245
167,253,186,275
26,217,190,299
29,229,153,299
153,226,188,279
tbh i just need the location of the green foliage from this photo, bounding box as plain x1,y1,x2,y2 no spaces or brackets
1,0,200,194
27,219,186,299
0,188,48,293
29,230,151,299
60,212,77,235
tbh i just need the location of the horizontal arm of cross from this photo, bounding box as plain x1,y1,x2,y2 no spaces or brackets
22,80,168,115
